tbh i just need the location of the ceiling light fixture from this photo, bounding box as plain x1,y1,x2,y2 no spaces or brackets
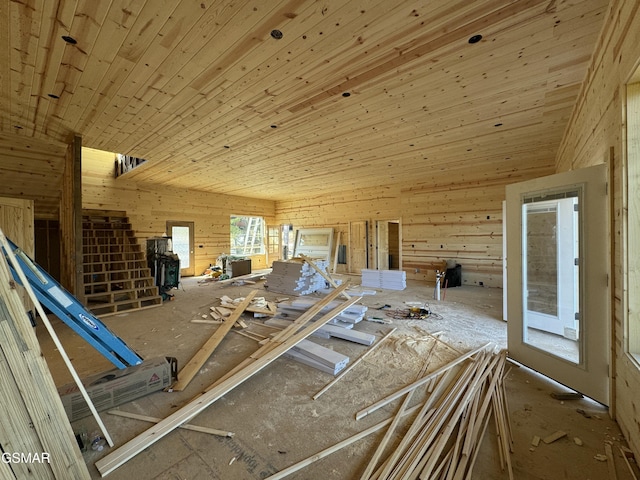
468,34,483,44
342,92,351,97
271,29,283,39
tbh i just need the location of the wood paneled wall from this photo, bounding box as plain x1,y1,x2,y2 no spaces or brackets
401,182,507,287
0,197,34,311
554,0,640,457
82,148,276,276
0,133,66,219
275,175,550,288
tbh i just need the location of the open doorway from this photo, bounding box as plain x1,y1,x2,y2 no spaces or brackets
376,219,401,270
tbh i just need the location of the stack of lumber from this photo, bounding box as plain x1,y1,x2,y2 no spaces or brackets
359,347,512,480
0,233,90,479
265,316,376,346
361,269,407,290
265,345,512,480
286,339,350,375
278,296,368,324
266,259,330,295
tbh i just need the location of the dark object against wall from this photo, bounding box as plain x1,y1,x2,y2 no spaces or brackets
445,264,462,287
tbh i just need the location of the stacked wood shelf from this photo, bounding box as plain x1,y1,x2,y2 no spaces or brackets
82,210,162,316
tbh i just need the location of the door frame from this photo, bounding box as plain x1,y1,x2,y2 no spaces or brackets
166,220,195,277
375,219,402,270
505,164,609,405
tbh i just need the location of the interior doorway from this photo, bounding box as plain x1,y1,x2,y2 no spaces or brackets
376,219,401,270
166,221,195,277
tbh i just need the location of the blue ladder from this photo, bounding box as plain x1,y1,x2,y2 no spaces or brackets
2,238,143,369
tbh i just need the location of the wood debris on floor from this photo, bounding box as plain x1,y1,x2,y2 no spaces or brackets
266,346,513,480
95,283,361,476
171,291,259,391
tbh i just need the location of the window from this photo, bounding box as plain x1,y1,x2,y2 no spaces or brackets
626,80,640,359
267,226,280,255
230,216,265,255
114,153,146,177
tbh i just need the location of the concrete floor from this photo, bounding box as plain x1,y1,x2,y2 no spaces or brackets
38,275,636,479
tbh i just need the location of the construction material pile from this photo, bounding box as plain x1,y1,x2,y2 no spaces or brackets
264,346,512,480
278,296,368,325
359,347,512,480
271,296,375,345
264,296,375,374
266,259,331,295
361,269,407,290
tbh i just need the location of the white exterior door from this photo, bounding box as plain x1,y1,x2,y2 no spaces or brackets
505,164,609,405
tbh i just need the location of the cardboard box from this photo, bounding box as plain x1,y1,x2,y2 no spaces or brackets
58,357,177,422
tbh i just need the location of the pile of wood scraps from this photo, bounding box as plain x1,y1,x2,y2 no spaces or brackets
192,294,277,326
218,294,277,319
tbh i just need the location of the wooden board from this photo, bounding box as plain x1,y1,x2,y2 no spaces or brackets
95,294,362,476
0,196,34,311
171,290,258,391
0,237,90,479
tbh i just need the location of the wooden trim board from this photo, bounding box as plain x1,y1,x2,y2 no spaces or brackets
171,290,258,391
313,327,396,400
107,410,234,437
204,283,351,392
355,342,491,420
95,294,362,476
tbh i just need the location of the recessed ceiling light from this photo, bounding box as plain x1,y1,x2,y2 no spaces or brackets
271,29,283,39
48,93,60,99
468,34,483,44
61,35,77,44
342,92,351,97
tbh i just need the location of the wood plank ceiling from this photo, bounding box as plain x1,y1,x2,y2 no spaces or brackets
0,0,608,202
